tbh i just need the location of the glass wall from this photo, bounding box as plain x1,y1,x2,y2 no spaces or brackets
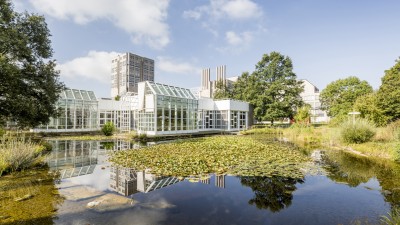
137,82,198,134
34,89,99,132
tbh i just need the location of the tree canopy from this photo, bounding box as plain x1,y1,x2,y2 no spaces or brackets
320,76,373,120
232,52,303,123
377,58,400,123
0,0,64,128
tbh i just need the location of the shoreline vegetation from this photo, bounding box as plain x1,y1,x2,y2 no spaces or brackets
240,122,400,162
0,133,51,177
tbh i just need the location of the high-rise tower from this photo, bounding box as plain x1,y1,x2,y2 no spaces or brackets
111,52,154,97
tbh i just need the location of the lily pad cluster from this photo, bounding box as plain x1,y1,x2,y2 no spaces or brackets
109,135,309,179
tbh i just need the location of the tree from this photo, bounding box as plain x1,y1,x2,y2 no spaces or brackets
377,58,400,123
0,0,64,128
213,80,232,100
354,92,388,126
320,76,372,121
294,104,311,125
233,52,304,123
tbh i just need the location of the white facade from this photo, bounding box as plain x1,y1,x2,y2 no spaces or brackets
300,79,330,123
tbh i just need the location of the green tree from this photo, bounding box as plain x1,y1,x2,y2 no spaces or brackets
233,52,304,123
354,92,388,126
0,0,64,128
320,76,373,121
294,105,311,125
377,58,400,123
213,80,232,100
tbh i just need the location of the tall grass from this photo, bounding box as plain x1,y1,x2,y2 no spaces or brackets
381,207,400,225
0,133,46,176
340,119,376,144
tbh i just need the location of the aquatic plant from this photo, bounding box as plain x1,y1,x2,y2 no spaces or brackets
340,119,376,144
0,168,63,224
381,207,400,225
109,135,309,178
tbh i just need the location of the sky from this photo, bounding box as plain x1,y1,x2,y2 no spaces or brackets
14,0,400,98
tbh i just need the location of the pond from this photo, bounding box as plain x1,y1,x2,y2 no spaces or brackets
1,136,400,225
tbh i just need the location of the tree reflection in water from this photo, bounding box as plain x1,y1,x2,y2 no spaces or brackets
240,176,304,212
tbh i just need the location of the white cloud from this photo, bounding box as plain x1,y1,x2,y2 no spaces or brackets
157,57,200,75
226,31,253,45
183,0,262,21
28,0,170,49
58,51,120,83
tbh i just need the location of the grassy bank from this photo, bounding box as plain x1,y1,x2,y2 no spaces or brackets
0,134,50,176
243,124,400,161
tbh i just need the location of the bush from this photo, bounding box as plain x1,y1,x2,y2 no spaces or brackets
0,134,44,176
340,119,376,144
102,122,115,136
0,127,5,137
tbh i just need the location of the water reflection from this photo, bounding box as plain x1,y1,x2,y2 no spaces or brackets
240,176,303,212
42,139,400,224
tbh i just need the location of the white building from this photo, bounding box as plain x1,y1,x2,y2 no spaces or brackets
300,79,330,123
111,52,154,98
199,65,238,99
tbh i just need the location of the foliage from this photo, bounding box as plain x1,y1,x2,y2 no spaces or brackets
320,76,373,120
354,92,388,127
377,58,400,124
101,121,115,136
380,207,400,225
114,95,121,101
340,119,376,144
213,80,232,100
109,135,309,178
0,134,46,176
232,52,304,123
294,105,311,125
0,127,5,136
0,0,65,128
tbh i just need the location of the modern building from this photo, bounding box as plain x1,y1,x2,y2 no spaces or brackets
32,88,99,132
300,79,330,123
111,52,154,98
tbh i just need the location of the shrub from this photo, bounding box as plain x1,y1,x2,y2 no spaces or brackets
101,122,115,136
0,134,44,176
340,119,376,144
0,127,5,137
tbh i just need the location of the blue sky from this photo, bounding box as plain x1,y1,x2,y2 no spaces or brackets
15,0,400,97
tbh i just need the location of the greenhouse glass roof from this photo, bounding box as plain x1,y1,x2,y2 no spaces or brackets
60,88,97,101
147,82,197,99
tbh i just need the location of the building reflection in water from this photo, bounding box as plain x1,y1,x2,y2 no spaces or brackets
109,167,182,195
46,139,142,179
46,139,227,196
46,140,99,179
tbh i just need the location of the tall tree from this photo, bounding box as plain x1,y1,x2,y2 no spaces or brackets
233,52,303,123
213,80,232,100
0,0,64,128
354,92,388,126
377,58,400,123
320,76,372,120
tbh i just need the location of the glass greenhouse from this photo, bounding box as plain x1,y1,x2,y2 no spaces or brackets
137,81,198,135
33,89,99,132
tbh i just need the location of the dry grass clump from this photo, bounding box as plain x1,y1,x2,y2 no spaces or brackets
0,133,46,176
